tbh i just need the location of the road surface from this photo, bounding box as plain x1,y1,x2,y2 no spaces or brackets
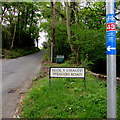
2,51,45,118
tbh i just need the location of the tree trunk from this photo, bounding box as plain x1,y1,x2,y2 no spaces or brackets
65,1,76,54
25,7,28,30
70,0,76,25
70,0,78,25
18,6,21,46
51,0,55,63
10,24,16,49
10,7,16,49
36,38,39,48
29,7,34,35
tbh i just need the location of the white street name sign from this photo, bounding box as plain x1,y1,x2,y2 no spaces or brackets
50,67,85,78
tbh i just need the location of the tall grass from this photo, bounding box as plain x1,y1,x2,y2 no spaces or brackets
2,47,40,59
21,73,109,118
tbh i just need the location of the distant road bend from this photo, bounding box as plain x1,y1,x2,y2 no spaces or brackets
2,51,45,118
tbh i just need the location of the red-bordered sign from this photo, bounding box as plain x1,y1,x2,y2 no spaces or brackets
106,23,116,31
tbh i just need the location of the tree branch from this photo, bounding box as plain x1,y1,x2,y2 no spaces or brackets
46,5,65,19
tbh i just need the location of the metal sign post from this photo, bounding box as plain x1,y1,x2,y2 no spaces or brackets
106,0,116,118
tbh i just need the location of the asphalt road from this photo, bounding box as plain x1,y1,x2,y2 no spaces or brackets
2,51,45,118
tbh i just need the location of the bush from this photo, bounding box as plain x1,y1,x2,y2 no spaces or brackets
2,47,40,59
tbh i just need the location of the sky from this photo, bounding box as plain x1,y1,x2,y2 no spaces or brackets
35,31,48,48
117,7,120,28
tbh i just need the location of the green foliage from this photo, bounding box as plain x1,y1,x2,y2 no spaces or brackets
80,55,94,69
54,23,71,58
117,85,120,120
2,25,12,49
40,2,108,73
42,47,51,62
117,31,120,77
79,2,106,29
2,2,41,49
2,2,120,76
0,49,3,58
2,47,40,59
70,24,106,70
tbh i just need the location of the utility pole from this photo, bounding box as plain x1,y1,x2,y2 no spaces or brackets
106,0,116,118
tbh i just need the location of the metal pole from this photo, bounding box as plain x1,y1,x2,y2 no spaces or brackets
106,0,116,118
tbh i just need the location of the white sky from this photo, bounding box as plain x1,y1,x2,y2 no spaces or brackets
35,31,48,48
116,6,120,28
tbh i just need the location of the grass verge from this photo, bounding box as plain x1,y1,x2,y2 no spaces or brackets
1,47,40,59
20,62,120,119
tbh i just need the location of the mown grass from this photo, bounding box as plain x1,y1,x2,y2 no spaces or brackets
20,62,120,119
1,47,40,59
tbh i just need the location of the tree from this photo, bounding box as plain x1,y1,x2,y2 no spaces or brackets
2,2,41,49
51,0,56,63
65,1,77,58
